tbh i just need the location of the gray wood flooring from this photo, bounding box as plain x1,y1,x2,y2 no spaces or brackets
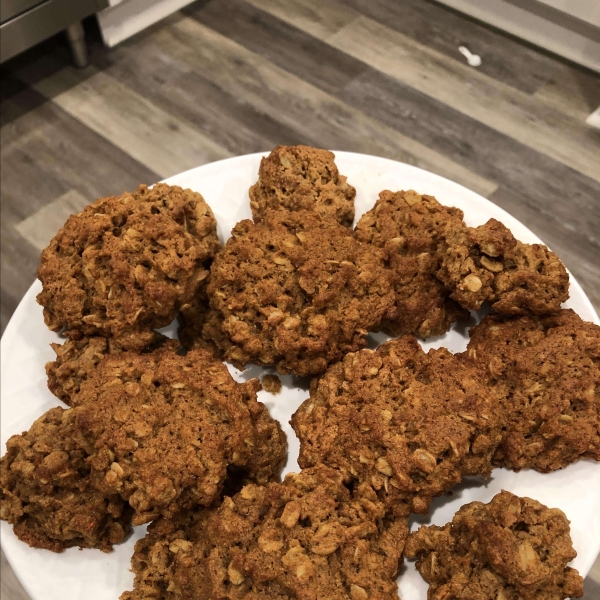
1,0,599,598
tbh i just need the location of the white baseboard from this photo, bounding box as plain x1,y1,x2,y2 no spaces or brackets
535,0,600,27
433,0,600,73
586,107,600,130
97,0,195,47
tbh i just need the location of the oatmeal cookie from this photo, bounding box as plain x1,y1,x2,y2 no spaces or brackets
0,407,131,552
177,289,223,356
206,210,395,376
355,190,468,338
120,508,215,600
466,310,600,472
249,145,356,226
437,218,569,314
405,490,584,600
292,337,504,517
72,346,286,525
122,466,406,600
46,331,171,405
37,184,220,350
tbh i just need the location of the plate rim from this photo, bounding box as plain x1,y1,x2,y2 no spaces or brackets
2,151,599,600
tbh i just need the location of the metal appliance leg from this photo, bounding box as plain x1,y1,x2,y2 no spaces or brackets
65,21,88,68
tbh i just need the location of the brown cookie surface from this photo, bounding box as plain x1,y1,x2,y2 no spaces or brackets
437,218,569,314
37,184,220,350
177,288,223,356
70,346,286,525
466,309,600,472
249,145,356,226
292,337,504,517
0,407,131,552
405,490,584,600
46,332,171,405
205,210,395,376
355,190,468,338
122,466,406,600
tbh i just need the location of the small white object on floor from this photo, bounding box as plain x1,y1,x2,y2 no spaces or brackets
585,107,600,130
458,46,482,67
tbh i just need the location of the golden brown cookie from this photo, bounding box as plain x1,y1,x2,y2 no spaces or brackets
122,466,406,600
205,210,395,376
37,184,220,350
45,331,172,405
70,346,286,525
355,190,468,338
249,145,356,226
437,218,569,314
466,309,600,472
405,490,584,600
292,337,504,517
0,407,131,552
177,288,223,357
120,508,215,600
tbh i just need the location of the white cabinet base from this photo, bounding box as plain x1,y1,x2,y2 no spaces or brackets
97,0,194,48
433,0,600,73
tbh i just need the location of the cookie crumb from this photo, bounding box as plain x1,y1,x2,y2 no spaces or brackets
262,374,282,395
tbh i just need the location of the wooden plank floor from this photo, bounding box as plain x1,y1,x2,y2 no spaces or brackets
1,1,599,598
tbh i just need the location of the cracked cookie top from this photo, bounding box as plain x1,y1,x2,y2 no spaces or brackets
250,145,356,226
122,465,406,600
292,336,504,517
405,490,584,600
355,190,467,338
37,184,220,350
466,309,600,472
205,210,395,376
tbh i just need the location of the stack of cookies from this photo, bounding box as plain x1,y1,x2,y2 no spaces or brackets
2,145,598,600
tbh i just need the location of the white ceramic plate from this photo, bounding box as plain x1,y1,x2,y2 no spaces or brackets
2,152,599,600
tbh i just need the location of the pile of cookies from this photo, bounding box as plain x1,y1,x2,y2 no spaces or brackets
1,145,598,600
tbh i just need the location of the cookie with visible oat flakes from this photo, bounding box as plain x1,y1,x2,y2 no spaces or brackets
355,190,468,338
37,184,220,351
122,466,406,600
436,218,569,315
71,346,285,525
466,309,600,472
0,407,131,553
292,336,504,517
205,210,395,377
45,331,171,405
249,145,356,227
405,490,584,600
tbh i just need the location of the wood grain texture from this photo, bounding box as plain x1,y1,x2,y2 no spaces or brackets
534,69,600,121
340,0,576,95
329,17,600,182
146,16,498,196
244,0,600,122
92,41,307,155
0,86,159,221
242,0,358,40
15,190,90,252
27,65,231,178
1,549,30,600
0,221,41,335
184,0,368,95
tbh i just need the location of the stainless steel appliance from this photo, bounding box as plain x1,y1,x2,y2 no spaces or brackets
1,0,108,65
